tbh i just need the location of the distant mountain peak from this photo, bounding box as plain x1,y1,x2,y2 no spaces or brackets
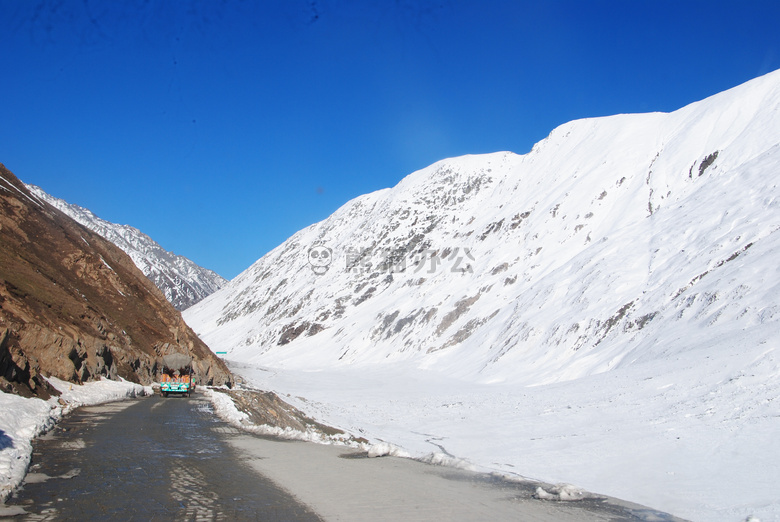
1,164,232,396
26,186,227,311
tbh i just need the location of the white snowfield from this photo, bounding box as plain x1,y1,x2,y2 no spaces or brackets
185,69,780,522
0,379,151,505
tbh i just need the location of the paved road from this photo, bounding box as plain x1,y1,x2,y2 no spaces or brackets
5,394,319,520
3,393,684,521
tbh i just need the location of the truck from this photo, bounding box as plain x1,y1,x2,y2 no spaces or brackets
159,353,195,397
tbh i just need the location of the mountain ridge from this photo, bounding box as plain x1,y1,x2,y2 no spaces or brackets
1,165,232,396
185,70,780,388
26,186,227,311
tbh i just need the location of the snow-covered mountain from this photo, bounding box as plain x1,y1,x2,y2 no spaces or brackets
184,71,780,521
185,70,779,383
27,186,227,310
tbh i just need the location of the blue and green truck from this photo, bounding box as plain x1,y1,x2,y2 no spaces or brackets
160,353,195,397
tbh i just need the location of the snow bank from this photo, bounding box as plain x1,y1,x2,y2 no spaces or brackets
534,484,589,502
0,378,151,503
0,392,58,503
417,451,477,471
366,441,411,459
202,387,359,446
202,386,250,425
46,377,152,411
366,441,475,472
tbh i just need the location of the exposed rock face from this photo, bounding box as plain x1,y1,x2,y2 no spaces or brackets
0,164,232,397
26,185,227,311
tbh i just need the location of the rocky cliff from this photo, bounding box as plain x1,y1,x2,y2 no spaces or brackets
0,165,232,397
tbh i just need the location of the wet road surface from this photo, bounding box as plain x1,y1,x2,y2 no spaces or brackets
4,394,320,521
3,392,685,521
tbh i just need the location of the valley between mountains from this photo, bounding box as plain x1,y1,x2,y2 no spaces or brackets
2,70,779,522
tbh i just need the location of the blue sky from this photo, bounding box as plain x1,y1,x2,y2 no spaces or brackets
2,1,779,279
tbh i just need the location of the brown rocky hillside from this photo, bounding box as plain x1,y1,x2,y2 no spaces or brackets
0,164,232,397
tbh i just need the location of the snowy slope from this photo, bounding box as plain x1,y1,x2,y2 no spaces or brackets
185,70,780,521
186,70,779,381
27,186,227,310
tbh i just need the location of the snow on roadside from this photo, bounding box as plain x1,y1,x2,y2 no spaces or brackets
534,484,590,502
0,378,151,503
231,337,780,522
365,441,411,459
202,387,359,446
203,385,482,473
0,392,57,504
46,377,152,411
